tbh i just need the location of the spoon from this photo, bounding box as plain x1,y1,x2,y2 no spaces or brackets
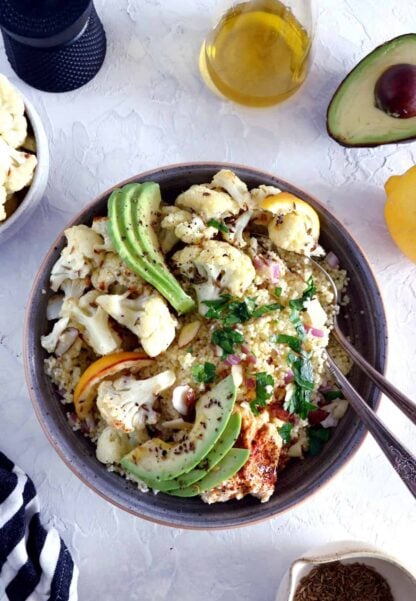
310,258,416,425
310,258,416,498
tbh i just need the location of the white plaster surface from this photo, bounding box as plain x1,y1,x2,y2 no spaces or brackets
0,1,415,599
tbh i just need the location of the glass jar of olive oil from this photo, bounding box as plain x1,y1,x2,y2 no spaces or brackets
200,0,314,107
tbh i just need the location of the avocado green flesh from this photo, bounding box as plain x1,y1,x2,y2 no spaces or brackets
107,183,195,314
120,375,237,481
140,413,242,492
168,448,250,498
327,34,416,147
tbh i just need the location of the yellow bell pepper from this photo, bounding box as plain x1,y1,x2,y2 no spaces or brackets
384,166,416,262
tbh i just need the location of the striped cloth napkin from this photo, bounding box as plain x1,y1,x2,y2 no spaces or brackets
0,452,78,600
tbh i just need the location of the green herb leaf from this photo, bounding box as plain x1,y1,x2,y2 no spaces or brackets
288,350,314,390
308,426,332,456
274,334,303,353
250,372,274,415
274,286,282,297
278,422,293,444
211,327,245,357
203,295,281,326
207,218,229,233
284,386,315,419
289,276,316,311
323,389,343,401
191,362,216,384
252,302,283,318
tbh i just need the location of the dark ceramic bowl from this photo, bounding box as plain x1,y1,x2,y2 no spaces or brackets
24,163,387,529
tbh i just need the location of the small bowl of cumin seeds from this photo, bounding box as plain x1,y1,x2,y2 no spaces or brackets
275,541,416,601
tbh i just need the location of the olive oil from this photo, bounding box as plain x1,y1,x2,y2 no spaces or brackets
200,0,311,107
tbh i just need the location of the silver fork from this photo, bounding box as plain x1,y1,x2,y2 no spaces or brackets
310,258,416,498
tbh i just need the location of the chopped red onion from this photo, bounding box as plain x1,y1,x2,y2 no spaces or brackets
326,251,339,268
304,324,325,338
224,354,241,365
319,382,333,393
246,378,256,389
253,256,265,269
241,344,250,354
308,408,329,426
268,261,281,283
284,371,294,384
245,353,257,365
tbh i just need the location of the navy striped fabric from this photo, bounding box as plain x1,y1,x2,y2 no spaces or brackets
0,452,78,600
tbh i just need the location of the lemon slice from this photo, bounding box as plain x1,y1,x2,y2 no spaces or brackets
260,192,320,240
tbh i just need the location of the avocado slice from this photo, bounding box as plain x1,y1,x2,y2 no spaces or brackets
121,375,237,482
327,34,416,147
168,448,250,498
107,183,195,314
141,412,243,492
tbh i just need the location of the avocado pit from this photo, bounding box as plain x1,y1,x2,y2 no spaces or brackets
375,63,416,118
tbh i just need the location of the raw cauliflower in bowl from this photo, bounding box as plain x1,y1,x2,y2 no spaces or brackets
41,170,351,504
0,74,37,225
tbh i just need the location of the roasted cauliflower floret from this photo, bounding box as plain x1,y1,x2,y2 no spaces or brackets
4,144,37,194
96,370,176,433
172,240,255,307
210,169,253,210
60,290,121,356
160,206,217,245
222,211,253,248
175,185,240,222
91,253,145,294
0,74,27,149
250,184,282,206
50,225,103,291
40,317,70,353
96,292,177,357
96,427,135,464
91,217,115,252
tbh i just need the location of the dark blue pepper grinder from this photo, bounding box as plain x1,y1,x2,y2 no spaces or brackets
0,0,107,93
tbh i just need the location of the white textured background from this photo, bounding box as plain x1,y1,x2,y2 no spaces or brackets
1,1,415,599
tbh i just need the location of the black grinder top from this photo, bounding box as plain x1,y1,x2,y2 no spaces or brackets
0,0,107,92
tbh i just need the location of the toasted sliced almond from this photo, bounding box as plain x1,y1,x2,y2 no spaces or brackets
177,320,201,348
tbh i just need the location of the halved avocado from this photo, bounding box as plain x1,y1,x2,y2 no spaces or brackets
108,183,195,314
167,448,250,498
141,412,243,492
327,34,416,147
120,375,237,482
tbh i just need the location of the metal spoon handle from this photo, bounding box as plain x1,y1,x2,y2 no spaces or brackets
327,354,416,499
334,326,416,425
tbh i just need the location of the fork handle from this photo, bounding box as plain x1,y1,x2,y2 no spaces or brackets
334,327,416,425
327,355,416,499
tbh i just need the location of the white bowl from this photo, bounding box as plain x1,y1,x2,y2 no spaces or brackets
275,541,416,601
0,91,49,244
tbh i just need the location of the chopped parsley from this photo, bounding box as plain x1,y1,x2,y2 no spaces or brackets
274,334,302,353
308,426,332,456
191,362,216,384
287,351,314,390
207,218,229,233
250,372,274,415
289,276,317,311
251,302,283,318
283,350,316,419
274,286,282,297
323,389,343,401
203,294,282,326
211,327,245,357
278,422,293,444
